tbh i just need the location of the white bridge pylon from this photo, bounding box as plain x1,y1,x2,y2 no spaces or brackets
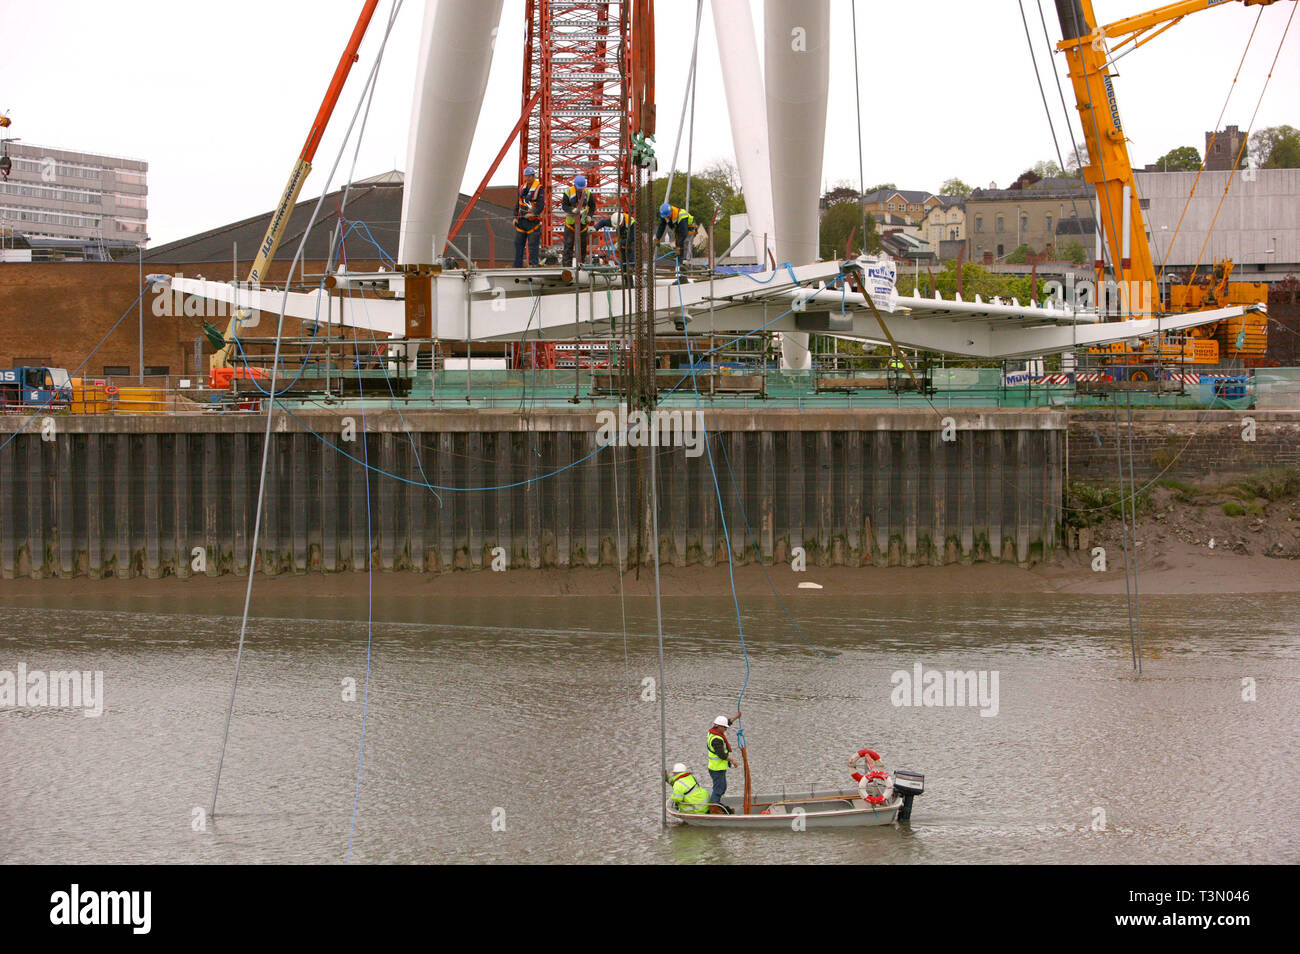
159,258,1254,361
153,0,1257,364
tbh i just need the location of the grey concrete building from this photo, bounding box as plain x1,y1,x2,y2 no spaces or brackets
0,141,148,260
1137,168,1298,283
963,169,1298,282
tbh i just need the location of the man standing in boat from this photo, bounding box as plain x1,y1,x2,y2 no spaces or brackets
706,712,741,805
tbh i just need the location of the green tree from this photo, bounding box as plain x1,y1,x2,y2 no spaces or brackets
822,184,862,206
697,158,740,192
651,169,745,250
910,261,1047,307
1063,145,1089,176
863,182,897,196
1031,160,1062,179
1005,244,1033,264
1153,145,1201,171
1250,125,1300,169
940,177,973,196
1058,240,1088,265
819,203,881,258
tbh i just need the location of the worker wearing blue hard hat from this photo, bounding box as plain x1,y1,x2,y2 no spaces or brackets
561,174,597,267
657,201,696,263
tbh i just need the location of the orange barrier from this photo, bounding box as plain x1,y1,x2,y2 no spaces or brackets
70,379,111,414
113,387,168,415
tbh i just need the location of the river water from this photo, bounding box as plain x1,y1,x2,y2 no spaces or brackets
1,588,1297,864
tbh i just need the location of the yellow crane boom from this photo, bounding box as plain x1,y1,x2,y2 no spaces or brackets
1053,0,1287,362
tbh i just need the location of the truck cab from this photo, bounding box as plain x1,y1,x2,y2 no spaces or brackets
1002,358,1044,388
0,367,73,410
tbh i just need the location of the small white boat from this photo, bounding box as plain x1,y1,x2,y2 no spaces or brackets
670,764,925,831
668,784,906,828
667,752,925,829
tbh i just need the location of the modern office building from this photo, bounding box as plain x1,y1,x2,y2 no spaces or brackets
0,141,148,260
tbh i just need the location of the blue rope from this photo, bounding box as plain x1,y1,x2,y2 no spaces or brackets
672,254,752,718
341,232,443,505
259,294,801,495
339,219,398,267
738,262,802,285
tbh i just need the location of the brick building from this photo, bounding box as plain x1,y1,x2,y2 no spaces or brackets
858,188,942,225
0,172,516,379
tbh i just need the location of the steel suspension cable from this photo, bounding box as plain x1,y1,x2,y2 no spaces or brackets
1156,7,1263,286
1187,1,1296,288
1035,0,1112,281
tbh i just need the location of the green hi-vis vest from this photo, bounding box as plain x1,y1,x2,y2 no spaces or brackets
665,205,693,227
706,730,730,771
671,772,709,813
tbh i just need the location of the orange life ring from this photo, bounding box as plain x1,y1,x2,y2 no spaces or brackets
104,385,120,396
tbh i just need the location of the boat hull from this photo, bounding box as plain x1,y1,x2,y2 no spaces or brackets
668,786,902,829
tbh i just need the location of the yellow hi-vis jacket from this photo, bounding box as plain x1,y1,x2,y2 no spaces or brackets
562,186,596,228
706,730,731,771
670,771,709,813
657,206,695,243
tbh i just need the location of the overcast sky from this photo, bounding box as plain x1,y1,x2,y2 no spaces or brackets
2,0,1295,246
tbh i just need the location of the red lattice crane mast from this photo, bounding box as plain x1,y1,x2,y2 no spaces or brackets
519,0,654,249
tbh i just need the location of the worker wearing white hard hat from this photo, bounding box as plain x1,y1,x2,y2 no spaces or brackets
665,762,709,814
593,210,636,271
705,711,742,805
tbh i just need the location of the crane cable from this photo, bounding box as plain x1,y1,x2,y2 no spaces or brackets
208,0,401,828
851,0,867,247
1186,1,1296,290
1155,7,1264,287
1021,0,1094,279
670,0,752,753
662,0,705,204
1033,0,1109,380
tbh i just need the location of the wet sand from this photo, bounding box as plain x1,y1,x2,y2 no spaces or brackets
1,543,1295,609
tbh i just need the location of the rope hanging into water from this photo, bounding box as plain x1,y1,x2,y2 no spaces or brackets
655,0,753,753
208,0,403,830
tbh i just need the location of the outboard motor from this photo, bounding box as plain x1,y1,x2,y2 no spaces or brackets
892,770,925,821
